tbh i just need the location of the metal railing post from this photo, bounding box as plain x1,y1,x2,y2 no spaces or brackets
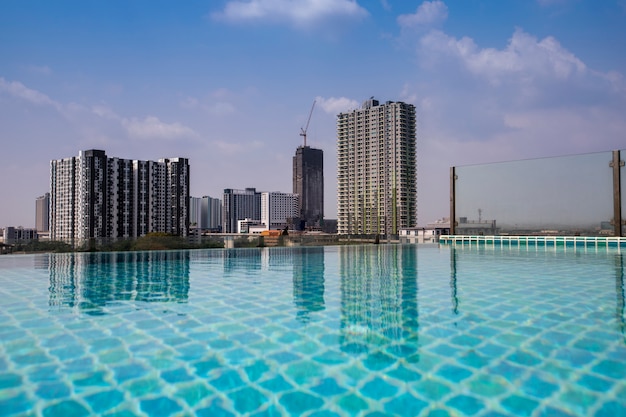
611,150,623,237
450,166,456,235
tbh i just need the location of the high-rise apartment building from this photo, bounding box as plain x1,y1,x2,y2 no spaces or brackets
337,99,416,235
190,195,223,232
190,197,203,230
202,196,223,232
293,146,324,230
222,188,261,233
261,192,299,230
35,193,50,232
50,150,189,243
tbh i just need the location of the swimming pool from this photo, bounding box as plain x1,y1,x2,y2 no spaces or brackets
0,244,624,416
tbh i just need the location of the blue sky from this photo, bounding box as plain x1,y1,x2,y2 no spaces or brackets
1,0,625,228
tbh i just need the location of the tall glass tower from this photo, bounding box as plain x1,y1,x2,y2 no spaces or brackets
336,99,417,235
293,146,324,230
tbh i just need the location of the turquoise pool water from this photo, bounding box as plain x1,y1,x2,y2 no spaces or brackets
0,245,625,416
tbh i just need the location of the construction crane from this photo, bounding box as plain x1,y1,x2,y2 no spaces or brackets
300,100,316,147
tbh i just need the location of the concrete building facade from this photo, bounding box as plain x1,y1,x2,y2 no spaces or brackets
203,196,223,232
337,99,417,235
261,192,299,231
50,150,189,243
293,146,324,230
35,193,50,233
222,188,261,234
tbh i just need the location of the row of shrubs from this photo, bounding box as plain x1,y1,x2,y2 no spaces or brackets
13,233,224,253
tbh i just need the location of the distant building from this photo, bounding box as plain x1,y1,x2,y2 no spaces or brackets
190,195,223,232
293,146,323,230
337,98,417,235
238,218,263,234
203,196,222,232
456,217,497,236
223,188,261,233
400,218,451,244
50,149,189,243
35,193,50,233
190,197,203,229
3,226,38,245
261,191,299,231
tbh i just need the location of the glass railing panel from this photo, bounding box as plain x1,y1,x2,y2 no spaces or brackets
455,151,615,236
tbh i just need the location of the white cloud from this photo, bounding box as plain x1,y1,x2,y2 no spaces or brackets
398,0,448,28
213,0,368,25
420,28,587,84
0,77,61,110
316,96,359,114
122,116,198,140
91,105,120,120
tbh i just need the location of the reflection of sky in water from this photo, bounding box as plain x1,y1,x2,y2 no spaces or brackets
455,151,615,229
0,245,624,416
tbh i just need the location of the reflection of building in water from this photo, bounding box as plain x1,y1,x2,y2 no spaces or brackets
222,248,263,273
292,247,325,322
339,245,418,354
48,251,190,314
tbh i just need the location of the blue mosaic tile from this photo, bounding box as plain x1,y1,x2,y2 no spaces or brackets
249,404,284,417
280,391,324,414
595,401,626,417
229,386,267,414
521,374,559,399
412,377,452,400
174,381,212,406
309,411,342,417
195,400,237,417
285,360,324,385
554,347,595,367
592,359,626,380
507,351,541,366
436,364,473,383
447,394,485,415
467,374,509,397
387,364,422,382
477,342,508,358
363,351,396,371
558,387,598,413
360,376,399,400
36,381,71,400
74,370,109,388
500,394,539,417
84,389,125,413
42,400,90,417
0,392,34,416
489,361,526,380
450,334,483,347
0,372,22,389
575,373,612,392
338,392,369,414
425,409,452,417
260,375,293,391
244,360,270,382
192,357,223,376
384,392,428,416
311,378,348,396
458,351,490,368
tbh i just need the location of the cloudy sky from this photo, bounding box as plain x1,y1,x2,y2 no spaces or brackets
1,0,625,228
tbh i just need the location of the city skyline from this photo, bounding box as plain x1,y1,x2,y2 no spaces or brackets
1,1,625,228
